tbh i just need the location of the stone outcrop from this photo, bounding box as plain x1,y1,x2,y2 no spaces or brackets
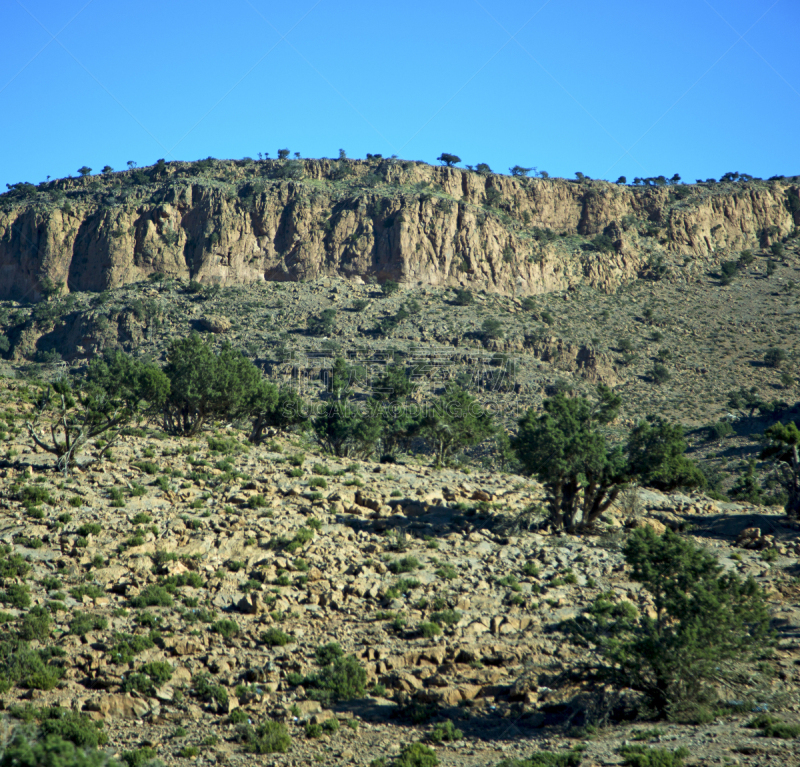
1,159,797,300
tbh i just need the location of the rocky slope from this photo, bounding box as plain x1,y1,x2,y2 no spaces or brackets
0,379,799,766
1,159,797,301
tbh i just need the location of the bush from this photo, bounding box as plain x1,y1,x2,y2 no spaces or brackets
705,420,734,441
261,627,291,647
430,719,462,743
388,556,420,574
307,654,367,703
69,612,108,637
419,385,494,465
719,260,739,284
0,546,31,580
482,318,503,340
496,754,582,767
619,745,690,767
627,417,706,491
419,622,441,638
36,708,109,748
129,585,173,608
452,289,473,306
104,632,155,665
1,583,31,609
396,742,439,767
746,713,800,738
382,280,400,296
763,347,787,368
649,364,670,384
213,619,239,639
192,673,228,711
19,606,52,642
566,527,772,719
308,308,337,336
240,720,292,754
0,731,118,767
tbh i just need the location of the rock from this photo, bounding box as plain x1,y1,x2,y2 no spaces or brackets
237,592,268,614
199,315,231,333
84,694,150,720
630,518,667,535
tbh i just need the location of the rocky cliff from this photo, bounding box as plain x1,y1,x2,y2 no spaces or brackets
1,158,797,300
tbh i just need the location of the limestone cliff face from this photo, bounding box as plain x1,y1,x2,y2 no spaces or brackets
1,159,797,300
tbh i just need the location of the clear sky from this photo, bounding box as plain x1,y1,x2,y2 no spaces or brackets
1,0,798,190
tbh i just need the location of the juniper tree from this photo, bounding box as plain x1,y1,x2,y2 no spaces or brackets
419,385,495,466
760,421,800,518
161,334,260,436
513,385,626,533
26,352,168,474
567,527,772,720
627,417,705,492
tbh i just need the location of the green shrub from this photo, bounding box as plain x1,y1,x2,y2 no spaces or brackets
77,523,102,537
496,752,582,767
192,673,228,711
627,417,706,491
719,260,739,284
213,619,239,639
36,708,109,747
261,627,291,647
522,562,540,577
68,612,109,638
746,713,800,738
305,722,323,738
649,363,670,384
388,556,420,574
429,609,460,627
430,719,463,743
396,742,439,767
435,564,457,580
0,731,117,767
497,575,522,591
131,512,152,524
619,745,689,767
240,720,292,754
419,622,441,638
0,545,31,580
452,289,473,306
322,717,339,733
18,606,52,641
307,654,367,703
763,347,787,368
20,485,55,506
706,421,734,441
104,632,155,665
129,585,173,608
229,708,248,724
566,527,772,720
1,583,31,609
0,640,66,692
70,584,104,601
120,746,158,767
315,642,344,665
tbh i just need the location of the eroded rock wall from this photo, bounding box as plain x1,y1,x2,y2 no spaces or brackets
0,160,796,300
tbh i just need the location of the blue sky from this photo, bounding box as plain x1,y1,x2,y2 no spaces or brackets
1,0,798,190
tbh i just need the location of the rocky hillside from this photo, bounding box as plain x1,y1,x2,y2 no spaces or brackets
0,378,799,766
1,158,798,301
